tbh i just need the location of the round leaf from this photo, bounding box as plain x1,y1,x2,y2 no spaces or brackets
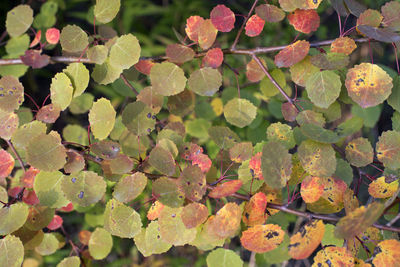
206,248,243,267
150,62,187,96
224,98,257,128
0,75,24,112
240,224,285,253
60,25,89,53
89,98,116,140
33,171,69,208
298,140,336,177
345,137,373,167
188,67,222,96
305,70,342,109
89,228,113,260
0,202,29,235
50,72,73,111
0,235,24,267
109,34,141,70
63,63,89,97
121,101,155,136
6,5,33,37
94,0,120,23
113,172,147,203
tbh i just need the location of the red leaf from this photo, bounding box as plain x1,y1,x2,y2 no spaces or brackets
30,30,41,48
288,9,320,34
22,190,39,206
246,58,267,82
274,40,310,68
202,47,224,68
21,167,40,188
36,104,61,123
210,4,235,32
245,15,265,37
208,180,243,198
59,202,74,212
46,28,60,44
0,149,14,179
20,50,50,69
134,59,155,75
192,153,212,173
47,215,63,230
185,15,205,42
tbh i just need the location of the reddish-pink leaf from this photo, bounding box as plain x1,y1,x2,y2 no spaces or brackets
59,202,74,212
210,4,235,32
208,180,243,198
21,167,40,188
30,30,41,48
22,190,39,205
36,104,61,123
166,44,195,64
185,15,205,42
274,40,310,68
20,50,50,69
301,176,324,203
8,186,23,198
288,9,320,34
47,215,63,230
202,47,224,68
134,60,155,75
0,149,14,179
249,152,264,180
46,28,60,44
245,15,265,37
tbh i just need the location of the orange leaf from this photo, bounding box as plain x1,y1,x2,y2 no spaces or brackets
245,15,265,37
330,37,357,55
210,4,235,32
191,153,212,173
147,201,164,220
0,149,14,179
274,40,310,68
249,152,264,180
373,239,400,267
288,220,325,259
313,246,354,266
21,167,39,188
46,28,60,44
243,192,268,226
181,202,209,229
30,30,41,48
246,58,266,82
205,202,242,239
208,180,243,198
368,176,399,199
202,47,223,68
240,224,285,253
134,60,155,75
300,176,324,203
185,15,205,42
288,9,320,34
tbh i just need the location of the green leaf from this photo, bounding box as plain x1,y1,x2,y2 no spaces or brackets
63,63,90,97
61,171,106,206
208,126,240,149
0,203,29,235
298,139,336,177
335,116,363,138
6,5,34,37
69,92,94,114
351,104,381,128
387,75,400,112
89,228,113,260
310,52,350,70
260,69,286,97
5,34,30,56
266,122,296,149
50,72,73,111
149,146,176,176
109,34,141,70
26,131,67,172
322,224,344,247
60,25,89,52
333,158,353,186
185,118,212,141
89,98,116,140
345,137,373,167
152,177,184,208
56,256,80,267
33,171,69,208
300,123,341,143
306,70,342,108
206,248,243,267
94,0,121,24
224,98,257,128
0,235,24,267
121,101,155,136
87,45,108,65
11,120,47,150
63,124,89,146
167,90,195,117
91,59,123,85
104,199,142,238
113,172,147,203
188,67,222,96
25,206,55,231
376,130,400,170
0,75,24,112
134,220,172,257
261,141,292,188
35,233,59,256
150,62,187,96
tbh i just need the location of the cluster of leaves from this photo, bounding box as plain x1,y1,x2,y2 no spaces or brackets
1,0,400,266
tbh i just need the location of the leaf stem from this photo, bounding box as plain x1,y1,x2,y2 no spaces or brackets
120,73,139,95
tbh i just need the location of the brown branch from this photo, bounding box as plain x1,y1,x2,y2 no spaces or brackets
231,0,259,51
120,73,139,95
6,140,26,172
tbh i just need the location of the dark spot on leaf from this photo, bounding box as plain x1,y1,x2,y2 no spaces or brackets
157,235,160,239
78,191,84,199
71,177,77,183
152,115,156,120
327,197,334,202
171,213,176,218
147,113,151,118
326,259,332,267
382,189,387,194
147,128,151,133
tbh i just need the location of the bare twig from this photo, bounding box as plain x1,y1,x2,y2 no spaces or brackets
231,0,259,50
120,73,139,95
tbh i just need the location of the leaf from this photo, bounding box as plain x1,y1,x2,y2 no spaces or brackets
299,123,341,143
288,220,325,259
289,56,319,87
288,9,320,34
266,122,295,149
198,19,218,50
25,205,55,231
33,171,69,208
208,126,240,149
0,203,29,235
87,45,108,65
310,52,350,70
246,58,267,83
152,177,184,207
94,0,120,23
36,104,60,123
381,1,400,31
210,5,235,32
245,15,265,37
113,172,147,203
335,202,384,239
158,206,197,246
147,201,164,221
206,248,243,267
61,171,106,206
260,68,286,98
89,228,113,260
330,36,357,55
313,246,354,266
376,130,400,170
63,63,89,97
373,239,400,266
0,75,24,112
0,149,14,178
229,142,253,163
368,176,399,199
89,98,116,140
50,72,73,111
20,50,50,69
181,203,209,229
149,146,176,176
388,75,400,112
69,93,94,114
224,98,257,128
206,202,242,239
166,44,195,64
242,192,268,226
109,34,141,70
357,9,382,29
6,34,30,56
0,235,24,267
150,62,187,96
202,48,224,68
0,110,18,140
185,16,205,42
188,67,222,96
298,140,336,177
91,59,122,85
104,199,142,238
241,224,285,253
45,28,60,44
274,40,310,68
301,176,324,203
133,220,171,257
11,121,46,150
306,70,342,109
26,131,67,172
6,5,33,37
35,233,59,256
343,0,367,17
357,25,400,43
64,150,85,174
59,25,89,53
56,256,80,267
167,89,195,117
345,137,373,167
208,180,243,198
261,141,292,188
177,165,206,201
255,4,285,23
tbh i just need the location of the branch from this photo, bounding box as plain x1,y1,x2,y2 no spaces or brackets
231,0,259,51
120,73,139,95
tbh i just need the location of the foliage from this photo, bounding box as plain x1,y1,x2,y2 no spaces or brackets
1,0,400,266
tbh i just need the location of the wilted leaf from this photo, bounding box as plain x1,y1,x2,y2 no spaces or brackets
256,4,285,23
288,220,325,259
188,67,222,96
241,224,285,253
288,9,320,34
373,239,400,266
261,141,292,188
224,98,257,128
208,180,243,198
20,50,50,69
376,130,400,170
298,140,336,177
150,62,187,96
245,15,265,37
210,5,235,32
274,40,310,68
167,89,195,117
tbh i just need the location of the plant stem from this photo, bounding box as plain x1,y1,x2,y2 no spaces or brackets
6,140,26,172
231,0,259,51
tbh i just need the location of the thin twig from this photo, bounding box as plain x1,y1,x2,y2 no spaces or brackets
120,73,139,95
6,140,26,172
231,0,259,50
